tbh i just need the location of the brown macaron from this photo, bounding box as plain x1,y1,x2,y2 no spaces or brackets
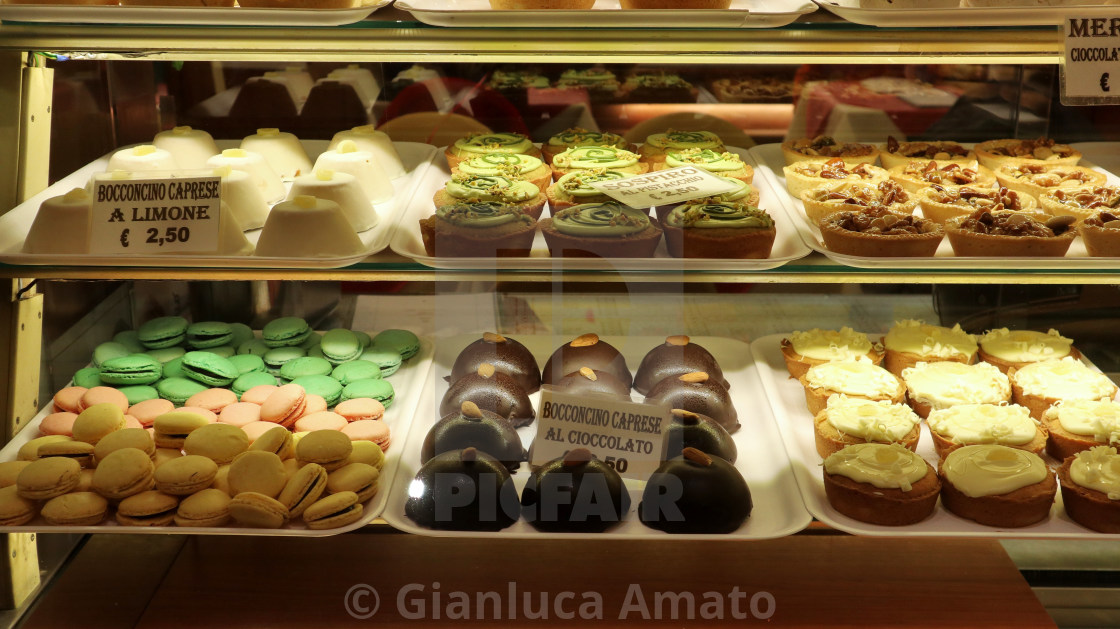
277,463,328,518
36,441,96,468
115,490,180,526
91,448,155,501
41,492,109,526
228,451,288,499
17,457,82,500
228,491,289,528
296,430,353,472
154,455,219,495
183,423,250,465
326,463,379,503
303,491,363,530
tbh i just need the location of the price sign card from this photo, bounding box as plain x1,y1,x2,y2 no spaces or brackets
1061,15,1120,105
588,166,739,209
89,174,222,254
531,388,672,481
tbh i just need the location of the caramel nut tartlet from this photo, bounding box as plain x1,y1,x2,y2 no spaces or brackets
945,209,1076,257
819,207,943,258
888,160,995,194
879,136,976,170
782,157,888,197
1078,209,1120,257
994,163,1106,200
800,180,917,226
918,185,1037,225
975,137,1081,170
781,135,879,167
1041,185,1120,225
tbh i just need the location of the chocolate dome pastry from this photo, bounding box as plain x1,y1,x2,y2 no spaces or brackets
633,335,729,395
405,447,520,531
439,363,535,428
422,402,526,472
450,333,541,394
644,372,739,433
552,367,632,399
664,409,738,463
639,447,752,534
541,333,632,390
521,448,631,533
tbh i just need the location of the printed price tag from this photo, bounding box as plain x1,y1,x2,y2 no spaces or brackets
1061,15,1120,105
89,174,222,255
587,166,738,209
531,388,672,481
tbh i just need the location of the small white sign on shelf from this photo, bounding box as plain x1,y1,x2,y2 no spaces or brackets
88,173,222,255
1061,15,1120,105
588,166,738,209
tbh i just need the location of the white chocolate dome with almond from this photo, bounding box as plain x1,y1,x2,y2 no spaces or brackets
206,148,285,203
108,145,179,173
152,126,219,170
287,169,377,233
312,140,393,204
329,125,405,179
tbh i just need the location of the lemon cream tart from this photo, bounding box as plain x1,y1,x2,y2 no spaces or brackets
780,327,883,379
939,444,1055,528
444,132,541,170
978,328,1075,373
901,361,1011,419
975,138,1081,170
883,320,977,375
1043,399,1120,460
813,395,921,458
543,128,630,163
661,200,775,259
550,146,647,181
454,153,553,193
419,201,537,258
822,443,940,526
545,170,633,212
782,158,888,197
994,163,1107,200
1059,446,1120,533
433,174,546,221
926,403,1046,459
918,185,1037,225
799,359,905,416
540,202,662,258
1009,357,1118,420
655,148,753,184
639,130,724,162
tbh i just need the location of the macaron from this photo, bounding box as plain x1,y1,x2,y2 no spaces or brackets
52,386,87,413
262,317,312,348
113,329,145,354
116,490,179,526
347,441,385,470
138,316,189,349
277,462,327,518
75,468,95,492
334,398,384,423
228,450,288,498
98,354,162,386
241,421,282,444
156,377,208,406
218,402,261,428
18,435,72,461
250,426,295,460
299,332,323,351
260,383,307,428
71,367,102,389
326,463,379,503
92,342,132,368
238,339,271,357
355,331,372,349
291,375,342,408
174,488,231,527
331,361,382,386
146,347,186,364
153,448,183,469
228,492,289,528
320,329,362,365
213,464,232,495
263,347,306,376
185,388,238,413
0,485,37,526
91,447,155,501
303,394,328,416
39,412,79,437
280,356,333,381
372,329,420,360
340,379,393,408
162,357,185,379
303,491,363,530
72,402,126,445
229,353,267,376
154,455,219,495
177,406,218,423
183,423,250,464
186,321,234,349
37,440,95,468
228,323,255,348
17,457,81,500
128,398,175,427
180,351,239,387
296,431,352,471
232,373,278,399
341,420,390,452
152,410,211,449
80,387,129,413
207,346,236,358
117,385,160,406
0,461,32,488
240,384,279,405
94,428,155,463
124,415,144,430
358,346,402,377
294,411,347,433
41,492,108,526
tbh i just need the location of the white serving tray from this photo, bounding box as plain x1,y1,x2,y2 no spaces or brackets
397,0,815,27
0,335,434,536
815,0,1117,27
750,141,1120,269
388,146,812,271
751,332,1120,538
0,0,388,26
382,334,812,539
0,140,436,269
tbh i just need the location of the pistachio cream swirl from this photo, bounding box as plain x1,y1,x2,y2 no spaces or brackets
646,130,722,151
1070,446,1120,500
823,443,928,491
436,202,532,229
557,170,629,198
552,203,649,237
553,146,640,170
452,133,534,156
665,148,744,172
459,153,544,177
711,176,753,203
548,129,627,150
445,175,539,203
666,201,773,229
942,445,1048,497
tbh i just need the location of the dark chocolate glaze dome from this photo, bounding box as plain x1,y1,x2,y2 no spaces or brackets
639,447,752,534
633,335,729,395
405,447,520,531
552,366,632,399
644,372,739,433
521,448,631,533
541,334,632,389
451,333,541,394
422,401,526,472
664,409,738,463
439,363,535,427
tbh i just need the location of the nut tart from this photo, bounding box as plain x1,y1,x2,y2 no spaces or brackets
780,327,883,379
926,403,1047,460
901,361,1011,420
939,444,1056,528
546,169,635,213
1058,446,1120,533
888,160,996,194
879,136,976,170
1078,209,1120,257
638,130,724,163
419,201,537,258
882,319,977,376
661,200,776,259
452,153,553,193
977,327,1077,374
542,128,632,164
799,358,905,416
800,180,917,226
1040,185,1120,225
782,157,888,197
433,174,547,220
444,132,541,170
975,138,1081,170
1042,400,1120,460
822,443,940,526
813,395,921,458
653,148,754,184
993,163,1106,200
944,209,1076,258
1009,357,1118,420
781,136,879,167
539,202,662,258
818,208,943,258
550,146,648,182
918,185,1036,226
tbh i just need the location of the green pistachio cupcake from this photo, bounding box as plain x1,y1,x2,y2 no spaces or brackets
444,132,541,170
639,130,725,163
419,201,537,258
550,146,648,182
542,128,633,164
540,202,662,258
662,200,776,259
546,169,637,213
554,68,621,103
654,148,754,183
651,175,759,222
452,153,552,193
433,174,547,220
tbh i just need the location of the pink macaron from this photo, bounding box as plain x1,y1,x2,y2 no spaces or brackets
185,388,238,413
176,406,218,423
240,385,278,405
123,415,144,430
334,398,385,423
302,394,328,417
294,411,348,433
39,412,79,437
53,386,87,413
80,386,129,413
241,420,283,444
260,383,307,428
341,420,391,452
128,398,176,427
218,402,262,428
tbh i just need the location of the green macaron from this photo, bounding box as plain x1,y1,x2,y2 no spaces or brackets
280,356,333,381
331,361,382,386
98,354,162,386
238,339,270,357
372,329,420,360
228,323,255,348
187,321,234,349
320,329,362,365
263,347,306,376
156,377,209,405
146,347,186,364
92,342,132,368
229,354,267,375
340,378,394,407
232,372,279,398
163,357,184,379
208,346,237,358
298,332,323,351
72,367,102,389
262,317,311,348
180,351,240,387
291,375,343,407
354,331,372,349
358,347,402,378
112,330,146,354
116,385,159,406
138,316,189,349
